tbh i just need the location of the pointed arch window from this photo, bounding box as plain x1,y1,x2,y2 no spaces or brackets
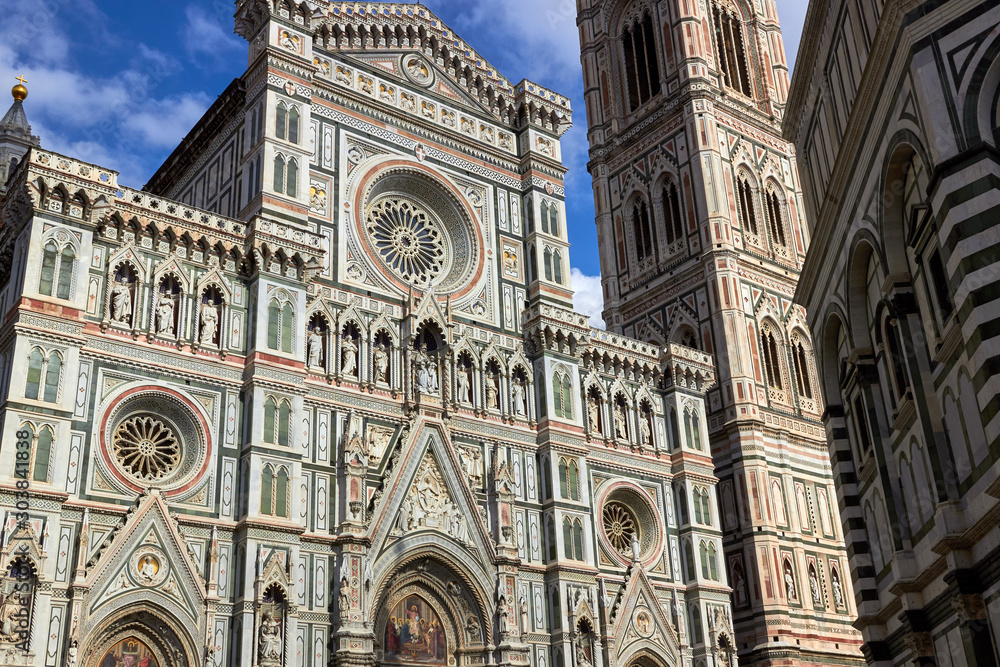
792,338,813,399
263,397,277,444
675,483,689,525
737,176,758,235
260,465,274,514
632,200,655,261
276,102,287,139
39,239,76,299
288,106,300,144
286,158,298,198
562,517,585,560
273,155,286,195
278,400,291,447
260,465,289,517
553,250,563,285
662,180,683,245
33,427,52,483
541,201,551,234
43,352,62,403
25,348,43,400
765,186,787,246
544,248,553,281
545,514,558,561
884,317,910,408
712,2,752,97
25,348,61,403
621,11,661,111
549,202,560,237
761,328,783,390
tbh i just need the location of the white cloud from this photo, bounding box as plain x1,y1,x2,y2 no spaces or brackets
182,5,245,67
122,93,212,148
571,268,605,330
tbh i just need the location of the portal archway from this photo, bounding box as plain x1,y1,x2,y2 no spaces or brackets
373,556,490,667
81,606,198,667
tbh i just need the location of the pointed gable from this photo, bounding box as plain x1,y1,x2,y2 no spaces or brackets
610,567,681,667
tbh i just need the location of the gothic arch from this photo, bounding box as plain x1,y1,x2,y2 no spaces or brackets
880,132,931,276
80,604,199,667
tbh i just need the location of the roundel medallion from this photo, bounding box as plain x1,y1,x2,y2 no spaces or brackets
402,54,433,86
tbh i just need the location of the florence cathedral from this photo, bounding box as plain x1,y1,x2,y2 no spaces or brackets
0,1,733,666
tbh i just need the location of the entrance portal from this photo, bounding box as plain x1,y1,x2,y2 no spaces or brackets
384,594,447,664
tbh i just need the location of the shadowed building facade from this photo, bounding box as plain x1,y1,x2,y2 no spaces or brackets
577,0,864,664
785,0,1000,664
0,2,731,667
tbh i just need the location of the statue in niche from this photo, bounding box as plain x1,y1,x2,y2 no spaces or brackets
342,334,358,376
258,612,282,661
457,364,471,403
415,345,438,395
398,497,413,532
498,601,510,636
374,344,389,383
308,329,323,368
155,292,174,335
588,396,600,433
783,562,797,600
630,533,641,562
339,577,351,622
639,413,652,446
809,568,821,605
614,403,628,440
66,641,78,667
831,570,845,608
110,277,132,324
199,302,218,346
575,643,593,667
512,379,526,416
519,597,529,634
733,567,747,607
485,372,499,410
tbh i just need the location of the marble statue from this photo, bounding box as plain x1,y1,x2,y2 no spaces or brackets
111,279,131,324
308,330,323,368
485,373,499,410
199,303,218,346
258,612,282,660
342,335,358,376
588,397,600,432
373,344,389,383
614,404,627,439
457,365,471,403
512,379,526,416
155,293,174,335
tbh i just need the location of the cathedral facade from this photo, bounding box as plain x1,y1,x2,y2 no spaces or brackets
577,0,863,664
0,2,733,667
785,0,1000,664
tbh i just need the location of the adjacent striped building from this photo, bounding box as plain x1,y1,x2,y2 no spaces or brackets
785,0,1000,664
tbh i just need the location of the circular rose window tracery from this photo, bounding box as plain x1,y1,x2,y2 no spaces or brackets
602,501,638,556
113,415,181,481
367,197,446,284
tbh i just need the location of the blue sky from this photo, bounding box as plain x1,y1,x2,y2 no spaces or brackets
0,0,806,325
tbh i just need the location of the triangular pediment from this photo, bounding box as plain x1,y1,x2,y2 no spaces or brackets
368,421,493,566
610,567,680,666
84,491,205,628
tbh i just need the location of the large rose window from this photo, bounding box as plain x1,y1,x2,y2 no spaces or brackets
113,415,181,481
366,197,446,284
599,484,662,563
602,501,639,557
356,167,480,294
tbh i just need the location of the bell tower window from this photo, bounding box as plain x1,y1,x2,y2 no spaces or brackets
621,10,661,112
712,2,753,97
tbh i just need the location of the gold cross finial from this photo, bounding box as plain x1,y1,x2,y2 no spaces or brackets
11,74,28,101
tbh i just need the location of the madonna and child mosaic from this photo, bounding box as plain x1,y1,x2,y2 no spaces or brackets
385,595,447,664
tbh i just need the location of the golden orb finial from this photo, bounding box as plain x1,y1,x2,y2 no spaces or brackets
12,75,27,102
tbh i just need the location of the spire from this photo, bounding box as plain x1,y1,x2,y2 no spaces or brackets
1,75,39,146
0,75,40,194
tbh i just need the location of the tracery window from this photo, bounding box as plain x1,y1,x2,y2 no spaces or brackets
662,180,683,245
699,541,720,580
553,250,563,285
113,415,180,482
558,457,580,501
712,2,753,97
683,407,702,450
39,239,76,299
263,396,292,447
541,201,551,234
275,101,299,144
621,10,661,111
273,155,298,196
602,501,638,556
366,197,446,284
260,464,289,517
760,328,783,390
18,424,53,483
736,176,758,235
674,483,689,525
692,486,711,525
25,347,62,403
791,334,813,400
764,185,787,246
562,517,585,560
267,297,295,354
544,247,553,281
631,200,655,262
552,369,574,419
